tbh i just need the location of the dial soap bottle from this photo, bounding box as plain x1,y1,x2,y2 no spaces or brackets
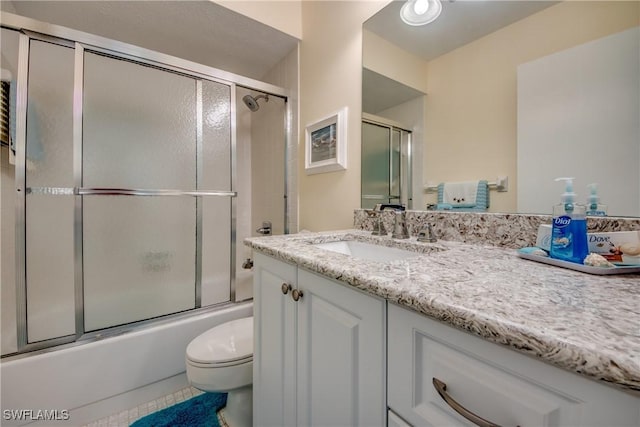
550,177,588,264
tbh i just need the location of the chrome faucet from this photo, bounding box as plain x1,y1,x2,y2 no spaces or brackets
391,210,409,239
372,216,387,236
368,205,387,236
256,221,272,236
417,223,438,243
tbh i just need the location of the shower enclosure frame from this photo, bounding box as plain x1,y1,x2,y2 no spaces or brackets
1,12,292,357
361,113,413,210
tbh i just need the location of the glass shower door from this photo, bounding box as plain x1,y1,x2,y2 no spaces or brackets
24,39,76,343
6,28,287,357
82,52,230,331
361,120,412,210
361,122,391,210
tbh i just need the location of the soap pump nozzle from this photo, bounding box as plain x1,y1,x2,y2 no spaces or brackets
555,177,576,211
587,183,600,210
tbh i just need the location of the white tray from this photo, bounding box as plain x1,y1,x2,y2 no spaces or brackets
517,251,640,275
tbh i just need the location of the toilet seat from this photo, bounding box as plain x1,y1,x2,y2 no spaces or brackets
186,315,254,426
186,316,253,367
187,354,252,368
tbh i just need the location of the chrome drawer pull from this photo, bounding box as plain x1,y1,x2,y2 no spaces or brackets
433,377,507,427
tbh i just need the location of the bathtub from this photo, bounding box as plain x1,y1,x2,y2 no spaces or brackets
0,302,253,426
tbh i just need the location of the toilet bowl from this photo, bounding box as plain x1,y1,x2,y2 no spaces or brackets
186,316,253,427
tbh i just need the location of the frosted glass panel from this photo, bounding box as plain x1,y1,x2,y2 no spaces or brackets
390,129,401,202
26,40,74,187
361,122,390,209
201,197,231,306
26,196,75,342
202,80,231,190
24,40,76,343
83,52,196,189
83,197,196,331
201,80,232,306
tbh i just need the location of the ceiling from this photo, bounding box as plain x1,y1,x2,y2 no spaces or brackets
3,0,299,81
363,68,425,115
363,0,557,113
365,0,557,62
3,0,558,110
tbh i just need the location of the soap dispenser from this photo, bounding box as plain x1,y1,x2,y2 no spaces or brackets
586,183,608,216
550,177,588,264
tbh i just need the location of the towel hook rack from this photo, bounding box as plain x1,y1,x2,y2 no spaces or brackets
423,176,508,193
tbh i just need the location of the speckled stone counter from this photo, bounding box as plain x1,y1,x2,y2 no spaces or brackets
354,209,640,248
245,230,640,396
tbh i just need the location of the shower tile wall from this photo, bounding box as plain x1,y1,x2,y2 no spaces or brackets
235,96,253,301
235,44,298,303
235,87,287,302
262,47,299,233
251,101,285,236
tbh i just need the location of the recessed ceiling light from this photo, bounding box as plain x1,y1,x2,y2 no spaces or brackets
400,0,443,26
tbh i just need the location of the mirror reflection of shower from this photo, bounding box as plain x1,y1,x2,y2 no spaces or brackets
242,93,269,112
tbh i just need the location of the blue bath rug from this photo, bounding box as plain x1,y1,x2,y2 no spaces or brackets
131,392,227,427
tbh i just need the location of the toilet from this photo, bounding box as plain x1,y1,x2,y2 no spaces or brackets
186,316,253,427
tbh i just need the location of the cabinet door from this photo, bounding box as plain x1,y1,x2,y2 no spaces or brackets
388,303,640,427
253,252,297,427
296,269,386,427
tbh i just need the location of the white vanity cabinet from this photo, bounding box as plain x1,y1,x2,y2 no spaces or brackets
388,303,640,427
253,252,298,426
253,252,386,427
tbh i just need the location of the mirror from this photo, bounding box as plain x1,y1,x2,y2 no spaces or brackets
363,1,639,217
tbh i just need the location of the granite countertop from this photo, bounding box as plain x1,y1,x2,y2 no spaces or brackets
245,229,640,396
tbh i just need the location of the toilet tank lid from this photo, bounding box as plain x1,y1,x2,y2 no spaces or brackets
186,316,253,364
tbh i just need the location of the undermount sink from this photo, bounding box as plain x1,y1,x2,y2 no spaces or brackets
313,240,420,262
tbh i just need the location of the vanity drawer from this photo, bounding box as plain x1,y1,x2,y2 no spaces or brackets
388,409,412,427
388,303,640,427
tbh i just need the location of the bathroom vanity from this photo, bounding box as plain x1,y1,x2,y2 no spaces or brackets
252,251,386,426
247,230,640,426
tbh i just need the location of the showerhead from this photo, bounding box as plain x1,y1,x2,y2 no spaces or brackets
242,94,269,112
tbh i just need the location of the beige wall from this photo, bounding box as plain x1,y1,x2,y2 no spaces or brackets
424,1,640,212
299,1,388,231
215,0,303,40
363,29,428,94
216,0,388,231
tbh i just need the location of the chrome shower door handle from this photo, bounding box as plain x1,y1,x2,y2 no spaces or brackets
432,377,508,427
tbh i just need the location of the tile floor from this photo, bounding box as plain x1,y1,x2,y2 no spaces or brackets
82,386,204,427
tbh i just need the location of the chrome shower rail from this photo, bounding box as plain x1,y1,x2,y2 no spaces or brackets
76,188,238,197
26,187,237,197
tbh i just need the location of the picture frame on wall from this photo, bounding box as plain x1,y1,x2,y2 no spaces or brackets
304,106,347,175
